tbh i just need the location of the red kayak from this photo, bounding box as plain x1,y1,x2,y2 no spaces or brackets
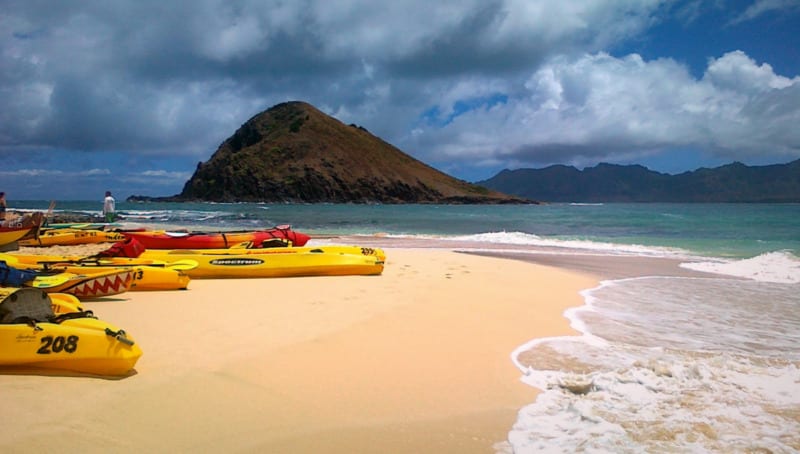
122,225,310,249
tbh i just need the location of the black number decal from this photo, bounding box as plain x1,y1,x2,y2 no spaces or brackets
52,336,66,352
135,270,144,280
37,335,80,354
64,335,79,353
37,336,54,354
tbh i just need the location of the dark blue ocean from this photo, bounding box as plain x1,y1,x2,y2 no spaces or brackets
15,200,800,452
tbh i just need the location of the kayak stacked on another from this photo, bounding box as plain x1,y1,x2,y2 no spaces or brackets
0,287,141,376
122,225,310,249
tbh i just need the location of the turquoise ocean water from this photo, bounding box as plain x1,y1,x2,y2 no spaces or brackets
18,200,800,259
15,201,800,452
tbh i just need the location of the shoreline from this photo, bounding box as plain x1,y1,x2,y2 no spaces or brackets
1,241,709,452
463,250,719,280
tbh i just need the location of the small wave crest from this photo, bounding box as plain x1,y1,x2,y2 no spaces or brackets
120,208,267,227
440,231,690,257
680,250,800,283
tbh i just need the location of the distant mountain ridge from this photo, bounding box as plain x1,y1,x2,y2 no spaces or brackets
477,160,800,202
139,101,530,204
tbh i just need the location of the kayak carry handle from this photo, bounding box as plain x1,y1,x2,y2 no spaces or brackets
104,328,135,346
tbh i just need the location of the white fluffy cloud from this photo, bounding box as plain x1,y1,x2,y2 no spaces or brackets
406,50,800,170
0,0,798,197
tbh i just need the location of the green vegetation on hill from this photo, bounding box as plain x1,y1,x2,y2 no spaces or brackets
173,101,530,204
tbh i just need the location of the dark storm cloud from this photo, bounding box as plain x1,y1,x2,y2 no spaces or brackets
1,0,799,199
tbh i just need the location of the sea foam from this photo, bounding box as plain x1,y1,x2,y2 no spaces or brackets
681,250,800,283
443,231,691,257
507,274,800,453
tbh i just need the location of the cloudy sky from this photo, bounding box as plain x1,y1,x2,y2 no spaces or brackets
2,0,799,200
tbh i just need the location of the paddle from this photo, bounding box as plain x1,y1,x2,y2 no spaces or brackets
0,253,20,265
164,260,199,271
0,256,56,286
94,258,199,271
65,258,198,271
1,253,196,272
25,273,74,289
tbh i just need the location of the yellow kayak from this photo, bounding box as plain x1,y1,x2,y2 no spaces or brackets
19,228,127,247
5,252,197,269
0,287,142,376
1,212,45,246
139,247,385,279
42,264,188,291
4,253,194,291
0,225,36,248
227,243,387,261
0,253,197,291
25,268,135,299
49,293,86,314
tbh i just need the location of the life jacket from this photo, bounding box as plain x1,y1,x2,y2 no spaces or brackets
0,260,39,287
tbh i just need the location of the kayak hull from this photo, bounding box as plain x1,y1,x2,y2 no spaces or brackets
1,212,45,246
122,227,310,249
0,226,33,248
26,269,135,299
50,265,189,291
0,319,142,376
20,229,127,247
0,288,141,376
140,248,384,279
4,254,193,291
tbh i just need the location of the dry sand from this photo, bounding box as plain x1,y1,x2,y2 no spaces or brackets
1,244,617,452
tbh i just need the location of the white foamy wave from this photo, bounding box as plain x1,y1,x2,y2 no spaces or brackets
119,210,171,221
680,250,800,283
451,231,544,244
580,277,800,357
508,340,800,453
505,272,800,452
442,231,691,257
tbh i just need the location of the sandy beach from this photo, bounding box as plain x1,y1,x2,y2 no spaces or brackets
0,242,704,453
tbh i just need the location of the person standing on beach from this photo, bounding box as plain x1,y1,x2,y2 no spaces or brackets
0,192,6,221
103,191,116,222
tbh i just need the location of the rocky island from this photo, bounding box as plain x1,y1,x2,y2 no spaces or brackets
131,101,531,204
